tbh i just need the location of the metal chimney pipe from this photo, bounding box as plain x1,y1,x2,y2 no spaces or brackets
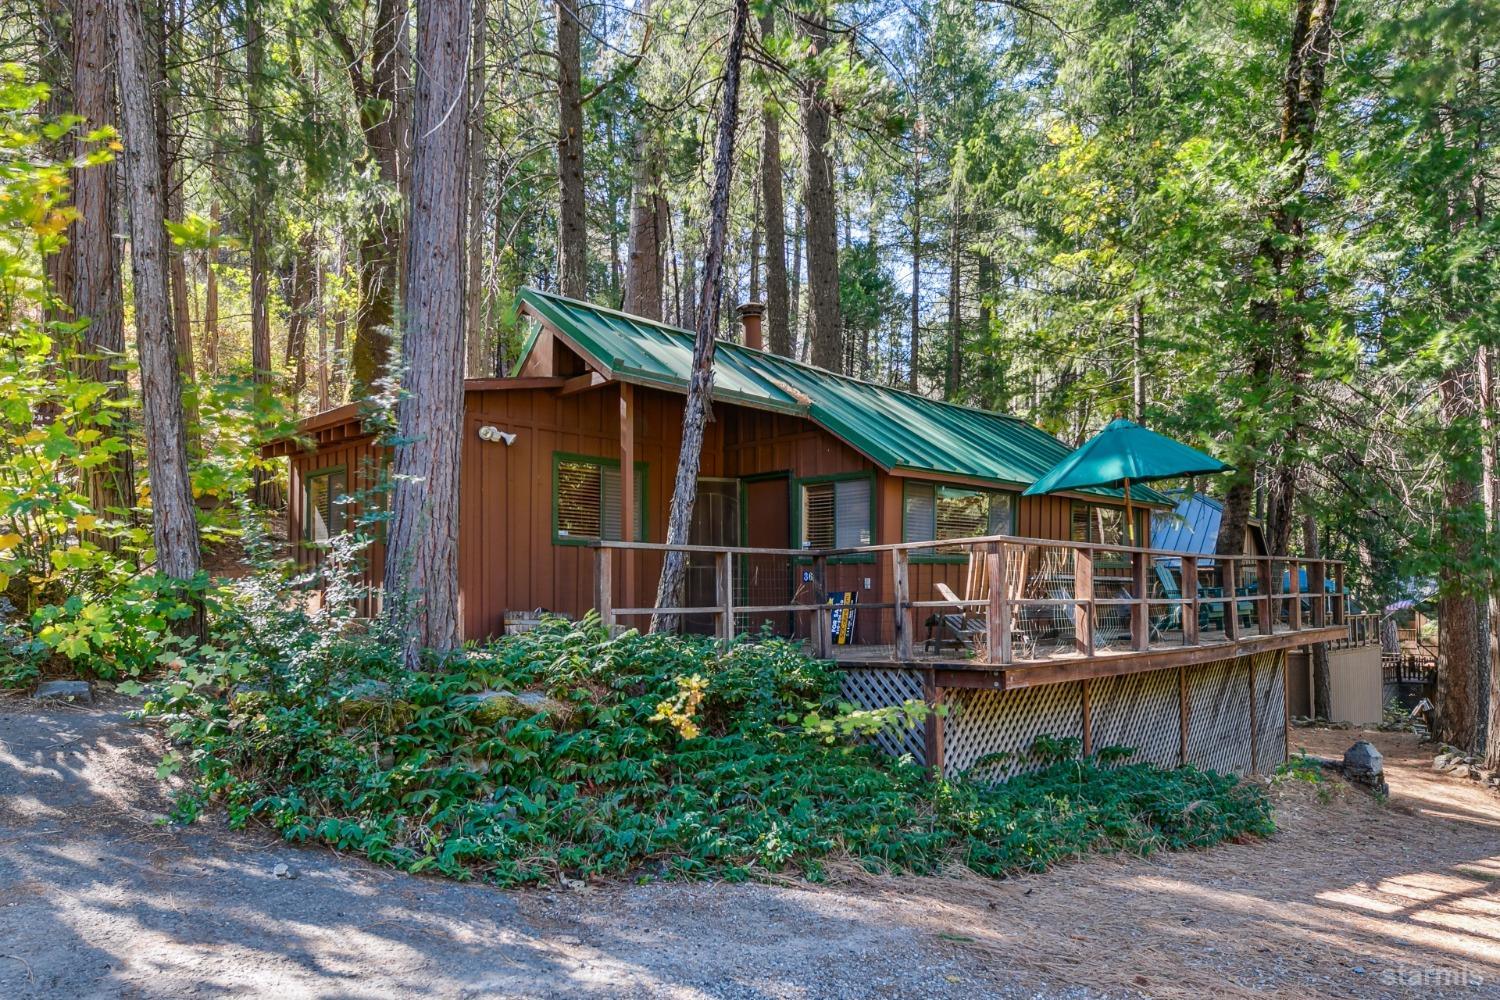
737,302,765,351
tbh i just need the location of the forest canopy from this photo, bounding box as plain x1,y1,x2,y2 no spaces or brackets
0,0,1496,747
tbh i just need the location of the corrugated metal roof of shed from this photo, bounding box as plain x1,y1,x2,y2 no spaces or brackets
517,288,1174,505
1151,491,1223,553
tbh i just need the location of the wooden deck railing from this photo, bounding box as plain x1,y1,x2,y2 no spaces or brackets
590,532,1348,670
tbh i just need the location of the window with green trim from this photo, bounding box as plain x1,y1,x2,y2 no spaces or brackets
1070,502,1148,549
902,483,1015,551
553,454,645,543
303,467,348,543
801,477,871,549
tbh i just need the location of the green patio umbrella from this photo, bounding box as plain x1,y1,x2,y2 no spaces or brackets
1022,418,1233,544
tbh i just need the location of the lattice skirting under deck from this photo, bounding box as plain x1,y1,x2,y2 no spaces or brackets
837,651,1287,782
838,667,927,764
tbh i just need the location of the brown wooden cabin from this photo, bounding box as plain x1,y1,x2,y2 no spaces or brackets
268,288,1179,645
269,290,1353,778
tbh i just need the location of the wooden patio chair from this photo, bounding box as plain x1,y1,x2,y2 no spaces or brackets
925,545,1032,659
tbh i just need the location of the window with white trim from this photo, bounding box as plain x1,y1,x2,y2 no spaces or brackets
801,477,871,549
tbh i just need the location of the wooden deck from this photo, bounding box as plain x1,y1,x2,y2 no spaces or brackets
591,533,1352,688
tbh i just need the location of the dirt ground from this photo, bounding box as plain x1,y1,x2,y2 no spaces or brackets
2,696,1498,1000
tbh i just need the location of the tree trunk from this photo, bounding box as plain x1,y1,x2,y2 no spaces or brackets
1216,0,1338,555
1482,341,1500,768
909,157,921,391
72,0,136,529
621,0,665,320
246,0,273,504
204,197,220,376
760,7,789,356
1304,512,1331,719
385,0,472,664
555,0,586,298
1131,296,1145,421
946,201,961,400
324,0,406,395
623,146,666,319
1436,360,1480,749
798,7,840,372
114,0,202,619
464,0,489,374
284,231,317,411
790,198,803,358
651,0,750,632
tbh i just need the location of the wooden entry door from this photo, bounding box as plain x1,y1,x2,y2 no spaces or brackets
740,475,793,636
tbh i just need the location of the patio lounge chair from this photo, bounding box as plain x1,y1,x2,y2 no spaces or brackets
925,546,1032,659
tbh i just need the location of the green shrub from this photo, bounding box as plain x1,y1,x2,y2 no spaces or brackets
141,617,1275,886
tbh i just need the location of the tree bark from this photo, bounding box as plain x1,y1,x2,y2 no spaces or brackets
622,0,666,320
1482,341,1500,768
114,0,202,616
1304,512,1331,719
946,199,961,400
323,0,406,396
1436,361,1480,748
245,0,273,503
651,0,751,631
909,156,921,391
798,6,840,372
385,0,471,663
285,230,318,411
72,0,136,528
555,0,586,298
1216,0,1338,556
1131,296,1145,421
760,7,789,356
464,0,490,373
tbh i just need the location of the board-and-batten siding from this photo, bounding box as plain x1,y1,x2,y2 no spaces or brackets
287,382,1118,643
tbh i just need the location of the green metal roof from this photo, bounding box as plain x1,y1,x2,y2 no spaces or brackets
517,287,1174,505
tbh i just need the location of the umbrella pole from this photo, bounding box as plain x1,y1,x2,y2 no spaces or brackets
1124,478,1135,546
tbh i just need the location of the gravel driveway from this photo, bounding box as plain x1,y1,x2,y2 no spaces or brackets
3,693,1498,999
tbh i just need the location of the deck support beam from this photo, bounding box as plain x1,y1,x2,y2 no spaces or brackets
922,669,946,777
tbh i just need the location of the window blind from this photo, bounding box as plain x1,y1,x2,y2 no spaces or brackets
834,478,871,547
803,481,835,548
556,457,644,541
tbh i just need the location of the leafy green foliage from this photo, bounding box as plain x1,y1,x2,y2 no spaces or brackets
142,611,1274,886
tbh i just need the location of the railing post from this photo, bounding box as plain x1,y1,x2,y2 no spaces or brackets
1308,559,1326,628
1073,546,1094,656
812,554,831,659
1131,549,1149,651
892,549,914,661
1333,563,1347,625
1181,556,1200,646
1288,558,1303,631
1256,556,1273,635
594,545,614,630
715,551,734,643
1223,558,1241,642
987,544,1011,665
